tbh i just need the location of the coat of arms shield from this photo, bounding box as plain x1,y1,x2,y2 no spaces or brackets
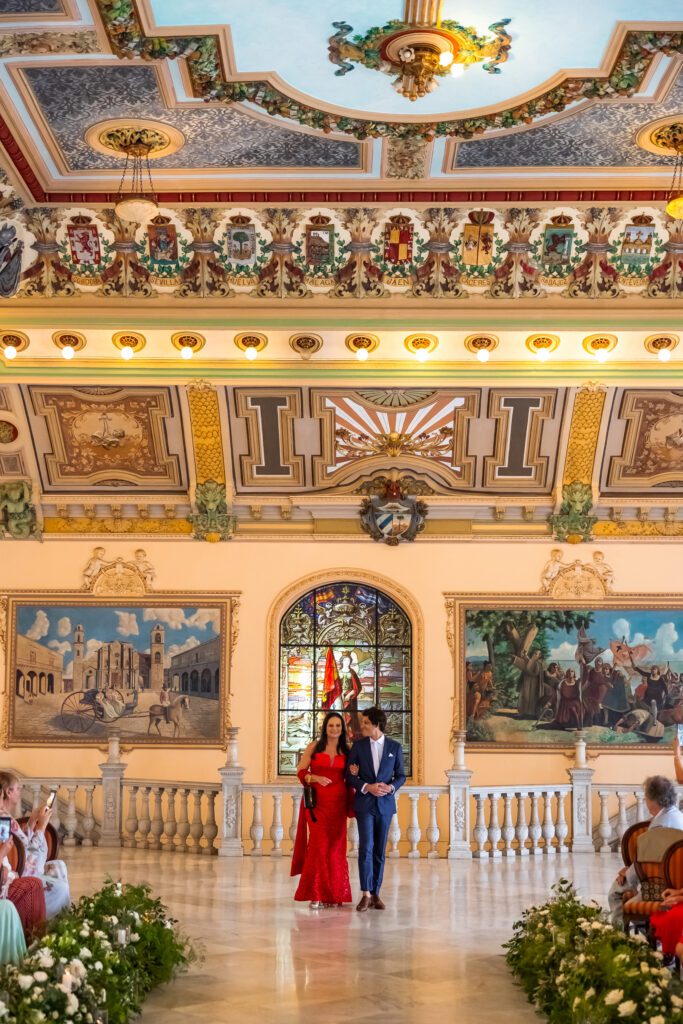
360,495,427,546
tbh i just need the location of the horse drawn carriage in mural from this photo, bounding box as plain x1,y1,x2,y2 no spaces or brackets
60,687,190,736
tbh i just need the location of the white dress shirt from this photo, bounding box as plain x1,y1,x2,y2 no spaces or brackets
362,735,394,794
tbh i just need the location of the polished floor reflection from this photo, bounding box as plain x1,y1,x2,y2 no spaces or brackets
64,847,620,1024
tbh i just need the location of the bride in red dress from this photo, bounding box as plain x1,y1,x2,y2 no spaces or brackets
291,712,353,909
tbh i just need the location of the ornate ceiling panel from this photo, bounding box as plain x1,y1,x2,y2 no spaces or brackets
19,384,189,493
601,389,683,496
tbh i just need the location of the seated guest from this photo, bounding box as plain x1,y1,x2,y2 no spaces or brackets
0,897,25,965
650,887,683,958
0,836,44,937
0,772,70,919
607,774,683,926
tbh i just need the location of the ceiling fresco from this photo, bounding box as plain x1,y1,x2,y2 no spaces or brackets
0,1,679,198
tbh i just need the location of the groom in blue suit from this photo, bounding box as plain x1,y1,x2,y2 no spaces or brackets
346,706,406,911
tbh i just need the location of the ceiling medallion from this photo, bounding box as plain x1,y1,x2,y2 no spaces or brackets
86,120,185,160
582,334,617,362
357,389,436,408
464,333,498,362
0,420,18,445
0,330,29,360
345,334,379,362
234,332,267,361
404,333,438,361
644,333,679,360
636,118,683,218
328,2,511,102
289,334,323,360
525,334,560,361
53,331,87,359
112,331,146,360
171,332,206,359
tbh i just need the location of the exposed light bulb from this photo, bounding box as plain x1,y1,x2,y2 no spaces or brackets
244,347,258,361
61,344,75,361
356,348,369,362
535,349,550,362
120,345,134,361
594,349,609,363
415,348,429,362
3,344,17,360
439,51,454,68
476,348,490,363
180,345,193,360
658,348,672,362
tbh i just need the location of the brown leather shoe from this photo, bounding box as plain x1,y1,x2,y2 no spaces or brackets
371,895,386,910
356,895,371,912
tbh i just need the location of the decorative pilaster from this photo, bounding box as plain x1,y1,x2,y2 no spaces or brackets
568,732,595,854
98,733,126,847
218,726,245,857
446,730,472,859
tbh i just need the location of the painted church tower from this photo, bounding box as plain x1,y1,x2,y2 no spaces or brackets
72,624,85,691
149,623,165,691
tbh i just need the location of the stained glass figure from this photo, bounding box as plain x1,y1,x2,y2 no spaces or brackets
278,582,412,774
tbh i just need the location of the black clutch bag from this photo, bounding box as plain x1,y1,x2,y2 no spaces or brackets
303,785,317,811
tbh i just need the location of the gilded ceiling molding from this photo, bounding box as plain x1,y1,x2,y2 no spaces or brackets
93,3,683,141
0,30,99,58
562,384,607,486
594,520,683,538
42,516,193,536
186,381,226,485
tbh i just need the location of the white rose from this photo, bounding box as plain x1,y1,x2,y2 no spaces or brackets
18,975,34,991
79,927,90,938
38,953,54,968
605,990,624,1006
590,921,603,930
586,988,595,1000
573,997,581,1009
618,1002,637,1017
650,1016,666,1024
94,961,103,971
65,992,78,1016
130,932,140,942
672,994,683,1008
640,963,650,973
109,916,118,926
33,971,48,982
79,947,92,960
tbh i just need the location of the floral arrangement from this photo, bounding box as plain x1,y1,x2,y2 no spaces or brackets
0,879,196,1024
505,878,683,1023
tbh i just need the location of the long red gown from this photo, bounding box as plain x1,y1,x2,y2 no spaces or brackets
291,753,352,904
651,903,683,954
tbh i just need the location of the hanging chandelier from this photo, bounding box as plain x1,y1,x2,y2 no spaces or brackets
664,123,683,219
113,133,159,224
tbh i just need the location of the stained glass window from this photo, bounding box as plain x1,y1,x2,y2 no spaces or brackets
278,582,412,775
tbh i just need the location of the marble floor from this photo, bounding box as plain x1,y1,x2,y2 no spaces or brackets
63,847,620,1024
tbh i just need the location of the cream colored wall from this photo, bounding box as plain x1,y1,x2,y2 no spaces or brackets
0,537,678,789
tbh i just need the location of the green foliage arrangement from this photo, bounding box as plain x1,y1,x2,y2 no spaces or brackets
505,879,683,1023
0,879,196,1024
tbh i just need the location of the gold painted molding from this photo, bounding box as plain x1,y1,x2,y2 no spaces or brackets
594,520,683,537
265,568,424,784
186,382,226,485
43,517,193,536
562,383,607,485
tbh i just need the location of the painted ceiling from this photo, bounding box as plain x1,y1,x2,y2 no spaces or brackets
2,381,683,541
0,0,680,198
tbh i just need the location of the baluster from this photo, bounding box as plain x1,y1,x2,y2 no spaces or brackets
636,789,648,822
542,791,555,855
289,793,300,854
250,792,264,856
515,791,529,856
487,793,501,858
203,790,217,855
164,788,178,852
388,807,401,858
473,794,488,859
597,791,613,853
62,786,77,847
124,786,139,848
270,792,284,857
501,792,515,858
189,789,204,854
616,791,629,839
149,787,164,851
555,791,568,853
176,789,190,853
30,783,41,812
528,792,542,855
49,788,61,833
407,792,421,858
137,787,152,849
82,785,96,847
347,816,359,855
426,792,440,858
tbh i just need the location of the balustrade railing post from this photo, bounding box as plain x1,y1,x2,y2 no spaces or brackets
82,785,96,847
542,791,556,855
515,792,529,856
472,794,488,859
407,792,422,858
164,788,178,852
388,801,401,858
528,792,542,855
203,790,218,855
137,787,152,849
426,792,440,858
347,816,359,856
218,726,245,858
63,786,77,848
597,790,613,854
99,733,126,847
249,793,264,856
487,794,502,858
270,792,284,857
289,792,300,855
189,789,204,854
568,733,595,854
501,793,515,858
555,790,568,852
124,786,139,848
616,791,629,840
176,789,191,853
446,738,473,859
150,787,164,851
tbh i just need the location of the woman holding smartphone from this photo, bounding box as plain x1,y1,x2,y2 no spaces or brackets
0,771,69,919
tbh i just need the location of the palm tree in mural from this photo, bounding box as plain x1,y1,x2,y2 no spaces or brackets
232,231,251,259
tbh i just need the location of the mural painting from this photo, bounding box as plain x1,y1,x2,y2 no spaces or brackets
8,601,225,745
463,604,683,747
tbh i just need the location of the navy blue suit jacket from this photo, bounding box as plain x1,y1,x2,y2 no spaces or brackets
346,736,406,818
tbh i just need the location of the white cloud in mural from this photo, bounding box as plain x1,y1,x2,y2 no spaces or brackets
26,610,49,640
142,608,219,632
115,611,139,637
165,635,200,668
48,640,71,658
57,616,71,638
648,622,683,665
548,640,577,663
186,608,220,632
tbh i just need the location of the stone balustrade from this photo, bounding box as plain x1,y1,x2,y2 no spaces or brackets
469,786,571,858
16,776,100,847
122,780,221,854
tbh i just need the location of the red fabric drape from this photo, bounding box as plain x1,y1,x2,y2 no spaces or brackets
321,647,341,710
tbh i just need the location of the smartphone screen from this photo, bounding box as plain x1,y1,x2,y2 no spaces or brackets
0,816,11,842
45,790,57,810
678,723,683,745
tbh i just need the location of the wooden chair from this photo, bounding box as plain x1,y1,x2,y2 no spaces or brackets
17,817,60,860
621,820,650,867
623,859,667,931
6,834,25,877
664,838,683,889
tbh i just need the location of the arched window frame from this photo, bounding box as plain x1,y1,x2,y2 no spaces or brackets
267,570,423,782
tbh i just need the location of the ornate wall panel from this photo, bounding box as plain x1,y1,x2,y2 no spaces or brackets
601,389,683,496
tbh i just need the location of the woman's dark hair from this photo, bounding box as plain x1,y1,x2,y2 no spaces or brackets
362,706,387,732
314,712,350,757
